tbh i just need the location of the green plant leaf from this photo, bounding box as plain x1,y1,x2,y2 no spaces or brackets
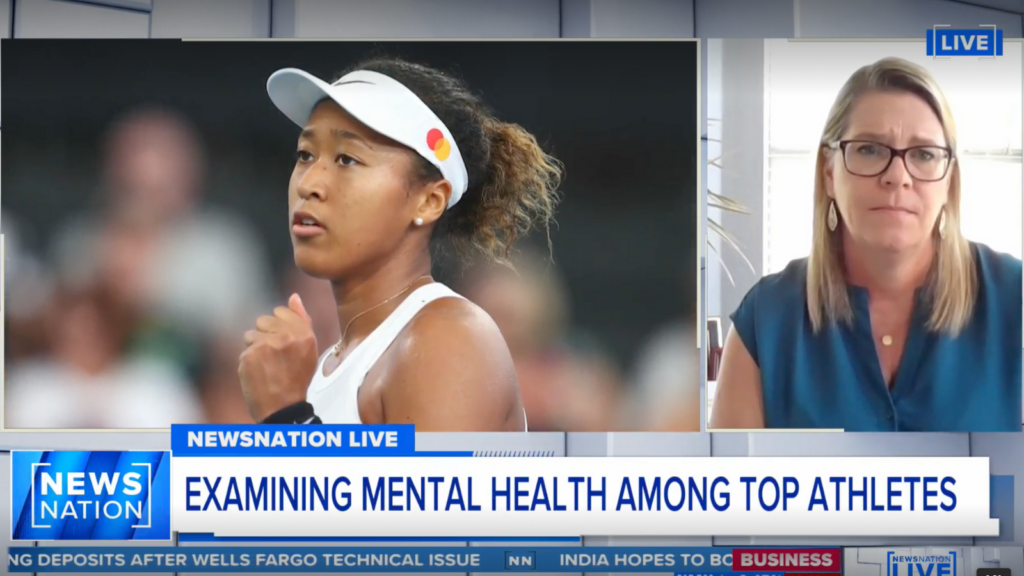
705,136,756,285
708,217,756,281
708,191,751,214
706,238,735,286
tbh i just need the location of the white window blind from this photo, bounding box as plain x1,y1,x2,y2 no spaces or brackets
764,39,1022,275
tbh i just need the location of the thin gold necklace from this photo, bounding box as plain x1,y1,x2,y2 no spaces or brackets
332,274,433,357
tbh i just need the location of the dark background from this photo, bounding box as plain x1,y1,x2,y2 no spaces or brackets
2,39,697,373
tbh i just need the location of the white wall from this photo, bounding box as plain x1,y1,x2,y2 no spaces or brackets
959,0,1024,13
270,0,561,38
70,0,150,9
150,0,269,39
587,0,694,37
705,39,723,323
562,0,695,38
0,0,11,38
798,0,1023,37
6,1,1019,55
696,0,793,37
0,0,7,123
716,39,766,337
14,0,149,38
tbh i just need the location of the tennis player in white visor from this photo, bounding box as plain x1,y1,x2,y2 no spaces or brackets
237,56,562,431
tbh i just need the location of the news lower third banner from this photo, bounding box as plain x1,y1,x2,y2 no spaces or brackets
7,546,842,573
9,425,1002,541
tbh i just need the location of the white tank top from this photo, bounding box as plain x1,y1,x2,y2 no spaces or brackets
306,282,526,430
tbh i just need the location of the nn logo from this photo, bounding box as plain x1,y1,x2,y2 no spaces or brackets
505,551,537,571
888,551,958,576
926,26,1003,57
11,451,171,541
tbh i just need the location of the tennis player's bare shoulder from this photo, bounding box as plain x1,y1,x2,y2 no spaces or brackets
376,296,524,431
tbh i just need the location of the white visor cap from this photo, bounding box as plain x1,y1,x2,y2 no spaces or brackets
267,68,470,208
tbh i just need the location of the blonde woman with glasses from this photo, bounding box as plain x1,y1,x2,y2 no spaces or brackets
711,57,1022,432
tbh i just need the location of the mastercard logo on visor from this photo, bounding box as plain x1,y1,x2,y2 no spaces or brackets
426,128,451,162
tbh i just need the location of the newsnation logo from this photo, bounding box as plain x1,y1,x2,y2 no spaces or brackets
11,451,171,541
888,551,957,576
926,26,1003,57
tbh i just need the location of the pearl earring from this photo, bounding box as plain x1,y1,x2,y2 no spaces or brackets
414,217,424,227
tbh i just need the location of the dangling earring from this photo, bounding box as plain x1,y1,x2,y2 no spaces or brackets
827,201,838,232
414,217,424,227
938,209,947,239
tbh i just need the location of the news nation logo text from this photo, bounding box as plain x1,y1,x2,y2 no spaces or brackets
11,451,171,541
888,551,958,576
926,27,1003,57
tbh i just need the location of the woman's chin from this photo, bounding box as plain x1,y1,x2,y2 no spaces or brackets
858,230,927,253
293,249,343,280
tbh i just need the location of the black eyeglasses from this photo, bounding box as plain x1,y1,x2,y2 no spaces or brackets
824,140,954,182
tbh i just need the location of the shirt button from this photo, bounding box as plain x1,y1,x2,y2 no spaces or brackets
886,412,894,420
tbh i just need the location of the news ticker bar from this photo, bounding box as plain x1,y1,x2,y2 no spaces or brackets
7,547,841,573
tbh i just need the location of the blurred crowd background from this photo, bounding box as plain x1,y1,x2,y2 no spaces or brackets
2,40,699,431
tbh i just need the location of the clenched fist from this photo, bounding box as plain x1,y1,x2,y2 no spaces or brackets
239,294,320,422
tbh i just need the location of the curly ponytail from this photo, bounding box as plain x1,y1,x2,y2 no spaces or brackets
337,56,563,265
